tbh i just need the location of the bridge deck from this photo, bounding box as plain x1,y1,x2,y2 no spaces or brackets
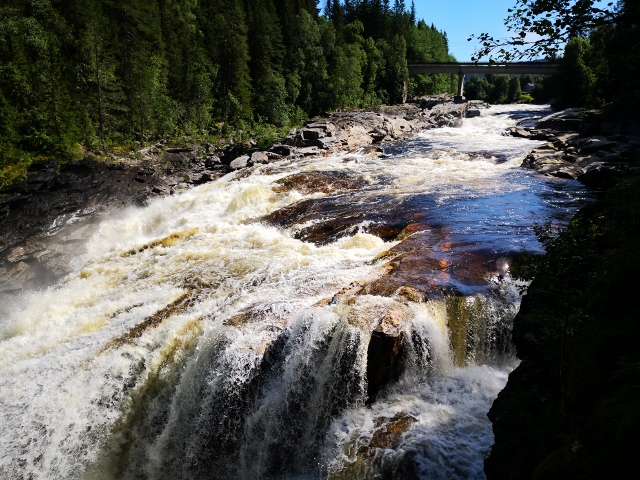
408,62,559,75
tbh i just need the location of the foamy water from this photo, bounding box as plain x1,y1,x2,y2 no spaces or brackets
0,104,590,479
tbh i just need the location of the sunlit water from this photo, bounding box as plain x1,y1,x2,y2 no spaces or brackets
0,105,592,479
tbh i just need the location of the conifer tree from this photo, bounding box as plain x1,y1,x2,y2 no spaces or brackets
197,0,252,123
246,0,288,125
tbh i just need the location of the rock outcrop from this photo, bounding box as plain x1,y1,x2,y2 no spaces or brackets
508,108,639,188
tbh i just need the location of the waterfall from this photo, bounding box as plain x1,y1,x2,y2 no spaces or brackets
0,105,592,479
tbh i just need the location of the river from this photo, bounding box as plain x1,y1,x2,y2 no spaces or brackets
0,104,592,479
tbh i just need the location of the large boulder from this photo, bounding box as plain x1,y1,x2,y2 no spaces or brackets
229,155,250,170
250,151,269,165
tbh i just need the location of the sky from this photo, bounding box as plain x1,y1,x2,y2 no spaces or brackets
406,0,518,61
318,0,523,62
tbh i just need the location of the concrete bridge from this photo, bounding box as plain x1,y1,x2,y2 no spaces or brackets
408,62,559,100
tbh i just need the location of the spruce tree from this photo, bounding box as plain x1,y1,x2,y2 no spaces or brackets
246,0,288,125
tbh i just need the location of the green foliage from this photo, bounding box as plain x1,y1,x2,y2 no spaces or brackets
488,175,640,479
470,0,639,107
470,0,620,61
406,20,456,96
560,37,597,106
0,0,457,188
507,75,522,102
488,75,510,104
464,75,491,102
464,74,526,104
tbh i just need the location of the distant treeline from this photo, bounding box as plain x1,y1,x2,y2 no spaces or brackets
0,0,457,187
464,74,526,104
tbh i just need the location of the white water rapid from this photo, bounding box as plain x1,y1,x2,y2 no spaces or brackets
0,105,591,479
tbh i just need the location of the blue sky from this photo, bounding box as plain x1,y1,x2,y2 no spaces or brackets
406,0,518,61
318,0,527,61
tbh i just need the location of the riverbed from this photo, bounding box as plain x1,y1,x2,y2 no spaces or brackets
0,104,593,479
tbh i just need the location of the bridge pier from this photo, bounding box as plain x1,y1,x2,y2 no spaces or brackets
455,72,465,103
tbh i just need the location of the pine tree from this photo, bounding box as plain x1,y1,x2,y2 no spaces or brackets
197,0,252,123
245,0,288,125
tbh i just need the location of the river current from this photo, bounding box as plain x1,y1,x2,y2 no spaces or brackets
0,105,592,479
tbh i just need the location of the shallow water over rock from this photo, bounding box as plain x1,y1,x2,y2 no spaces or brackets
0,105,593,479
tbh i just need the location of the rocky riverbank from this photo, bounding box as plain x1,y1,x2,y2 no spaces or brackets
509,107,640,188
0,98,477,295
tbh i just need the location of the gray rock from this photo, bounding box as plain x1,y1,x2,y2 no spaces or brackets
466,109,482,118
297,147,320,156
536,118,583,131
576,136,618,154
250,151,269,164
269,144,294,156
300,128,322,141
370,129,388,142
229,155,250,170
152,185,171,195
266,151,283,160
190,171,218,184
553,166,583,180
579,162,622,188
204,155,221,168
166,147,196,153
316,136,340,149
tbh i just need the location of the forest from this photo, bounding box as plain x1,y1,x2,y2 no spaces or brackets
0,0,457,187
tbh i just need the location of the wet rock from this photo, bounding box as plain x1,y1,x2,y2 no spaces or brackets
366,328,405,403
229,156,250,170
362,227,509,301
258,193,420,245
328,412,420,480
7,240,46,263
509,127,531,138
466,108,482,118
272,171,368,195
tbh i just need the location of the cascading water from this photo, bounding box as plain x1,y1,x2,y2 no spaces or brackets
0,105,592,479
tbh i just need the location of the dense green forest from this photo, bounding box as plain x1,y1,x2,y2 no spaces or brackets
464,74,525,104
0,0,457,187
